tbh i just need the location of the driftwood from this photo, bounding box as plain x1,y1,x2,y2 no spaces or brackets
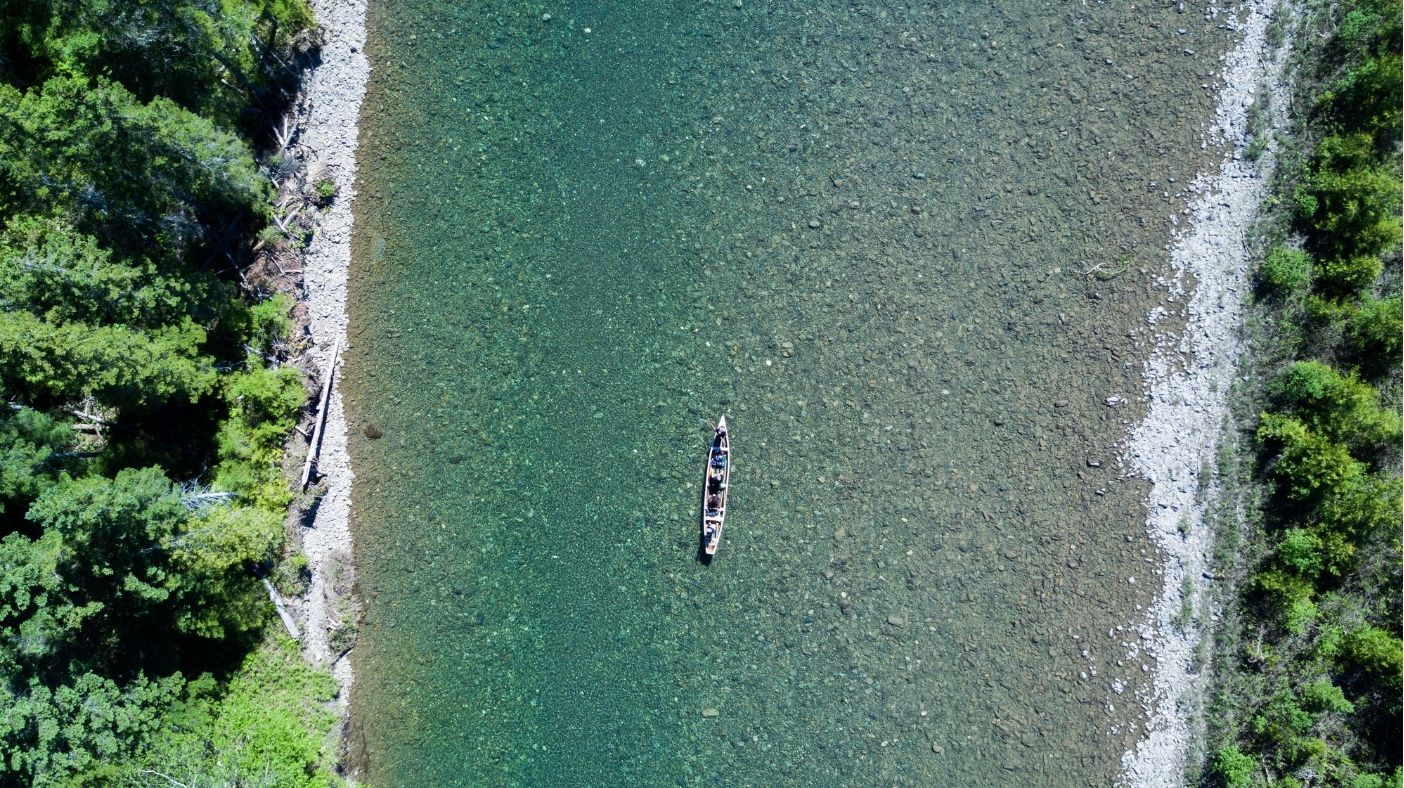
272,113,296,152
299,337,340,490
180,490,237,511
261,577,301,640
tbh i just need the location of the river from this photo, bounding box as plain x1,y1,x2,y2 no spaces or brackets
344,2,1238,784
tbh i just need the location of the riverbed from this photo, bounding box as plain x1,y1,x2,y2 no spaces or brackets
344,2,1243,784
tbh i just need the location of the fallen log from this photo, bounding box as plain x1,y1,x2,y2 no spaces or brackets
261,577,301,640
299,337,340,490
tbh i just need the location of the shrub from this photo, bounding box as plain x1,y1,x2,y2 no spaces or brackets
1293,186,1319,220
134,634,339,786
1346,626,1404,690
258,224,285,248
1346,295,1402,371
1316,254,1384,296
1328,53,1403,146
1260,246,1314,292
1211,744,1258,787
1256,568,1316,619
1253,690,1315,745
1257,412,1366,499
1285,596,1320,635
1274,361,1400,450
1302,679,1355,714
1297,134,1402,262
1317,625,1348,661
275,552,311,597
246,294,295,358
1336,5,1385,51
1278,529,1326,578
215,362,305,509
1319,473,1402,544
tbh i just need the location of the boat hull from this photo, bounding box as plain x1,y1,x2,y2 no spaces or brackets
701,415,730,556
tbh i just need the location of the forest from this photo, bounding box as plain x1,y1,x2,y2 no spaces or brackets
1207,0,1402,786
0,0,339,784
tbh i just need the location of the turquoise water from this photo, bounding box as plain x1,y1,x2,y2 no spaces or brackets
345,2,1236,784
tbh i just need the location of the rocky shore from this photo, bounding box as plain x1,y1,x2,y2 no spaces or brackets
287,0,368,754
1118,1,1291,784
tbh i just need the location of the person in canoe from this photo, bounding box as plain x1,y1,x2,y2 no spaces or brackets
701,415,731,557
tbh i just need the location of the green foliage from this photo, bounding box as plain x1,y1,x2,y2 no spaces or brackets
1256,567,1316,620
0,407,74,514
1253,690,1315,746
0,0,330,781
1296,133,1402,268
0,671,184,785
1216,4,1402,781
1317,625,1348,662
1278,528,1325,579
1346,295,1402,371
1284,596,1319,636
0,309,216,409
1336,6,1385,52
215,360,305,509
1345,627,1403,691
250,294,296,350
1211,744,1258,787
1318,473,1401,546
274,552,310,597
134,634,340,787
1329,53,1403,146
1322,0,1403,148
1302,679,1355,714
171,506,280,640
6,0,313,134
1317,254,1385,296
0,75,269,256
1274,361,1401,450
0,529,88,667
0,217,198,328
1256,412,1366,500
28,467,190,613
1260,245,1314,293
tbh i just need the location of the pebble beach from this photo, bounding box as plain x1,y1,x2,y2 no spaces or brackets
1120,1,1290,783
290,0,369,739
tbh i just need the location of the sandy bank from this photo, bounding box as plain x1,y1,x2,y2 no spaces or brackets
289,0,368,745
1118,1,1291,784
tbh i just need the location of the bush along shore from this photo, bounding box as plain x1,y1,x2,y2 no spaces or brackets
1203,0,1402,786
0,0,347,783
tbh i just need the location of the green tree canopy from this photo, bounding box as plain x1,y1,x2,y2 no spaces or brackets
1275,360,1402,451
0,217,203,329
0,75,268,257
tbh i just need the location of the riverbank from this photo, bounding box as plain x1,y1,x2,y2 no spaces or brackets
1119,1,1291,784
288,0,369,756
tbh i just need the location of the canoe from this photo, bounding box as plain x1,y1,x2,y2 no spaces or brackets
701,415,730,556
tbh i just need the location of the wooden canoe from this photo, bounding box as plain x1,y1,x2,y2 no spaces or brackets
701,415,730,556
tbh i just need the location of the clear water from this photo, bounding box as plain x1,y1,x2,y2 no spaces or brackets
345,2,1236,784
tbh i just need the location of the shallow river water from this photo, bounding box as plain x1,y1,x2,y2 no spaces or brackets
345,1,1241,784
